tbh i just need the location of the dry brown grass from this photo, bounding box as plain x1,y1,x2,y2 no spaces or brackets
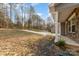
0,29,44,56
0,35,43,56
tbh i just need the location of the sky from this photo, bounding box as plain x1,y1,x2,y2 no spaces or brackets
31,3,49,20
8,3,50,23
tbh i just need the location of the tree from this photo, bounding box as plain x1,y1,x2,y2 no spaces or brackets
0,3,46,30
20,3,28,29
27,5,45,29
4,3,12,28
27,5,36,29
0,3,12,28
15,14,22,28
46,16,55,32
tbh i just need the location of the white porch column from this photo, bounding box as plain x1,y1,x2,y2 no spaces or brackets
49,11,61,42
58,23,61,36
54,12,61,42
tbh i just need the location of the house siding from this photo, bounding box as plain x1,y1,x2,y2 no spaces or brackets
49,3,79,43
63,8,79,43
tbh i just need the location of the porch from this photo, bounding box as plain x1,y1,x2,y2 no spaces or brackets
49,3,79,46
61,35,79,46
60,8,79,43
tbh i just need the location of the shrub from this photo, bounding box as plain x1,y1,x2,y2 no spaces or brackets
55,39,66,47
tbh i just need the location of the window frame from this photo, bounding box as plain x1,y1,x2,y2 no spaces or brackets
68,13,76,33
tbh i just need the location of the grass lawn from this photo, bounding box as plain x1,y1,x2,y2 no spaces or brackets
0,29,44,56
28,28,46,32
0,29,41,39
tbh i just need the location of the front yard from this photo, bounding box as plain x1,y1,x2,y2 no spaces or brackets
0,29,79,56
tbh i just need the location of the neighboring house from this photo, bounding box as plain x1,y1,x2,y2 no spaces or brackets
49,3,79,42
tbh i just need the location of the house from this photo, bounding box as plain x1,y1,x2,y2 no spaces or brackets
49,3,79,42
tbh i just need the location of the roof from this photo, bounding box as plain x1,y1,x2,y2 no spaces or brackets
49,3,79,22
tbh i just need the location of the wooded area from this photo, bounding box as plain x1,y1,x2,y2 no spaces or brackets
0,3,54,32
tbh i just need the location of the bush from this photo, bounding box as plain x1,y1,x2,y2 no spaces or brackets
55,39,66,47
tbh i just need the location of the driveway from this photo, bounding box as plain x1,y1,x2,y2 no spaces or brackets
21,29,79,46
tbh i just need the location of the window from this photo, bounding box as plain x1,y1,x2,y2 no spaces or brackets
68,21,71,33
68,13,76,33
71,18,76,33
72,25,75,32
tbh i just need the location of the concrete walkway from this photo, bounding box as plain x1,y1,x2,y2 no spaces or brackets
21,29,55,36
21,29,79,46
61,36,79,46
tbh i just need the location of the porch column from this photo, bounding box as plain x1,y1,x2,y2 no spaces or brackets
58,22,61,36
54,12,61,42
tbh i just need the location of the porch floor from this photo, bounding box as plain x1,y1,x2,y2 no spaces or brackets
61,36,79,46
